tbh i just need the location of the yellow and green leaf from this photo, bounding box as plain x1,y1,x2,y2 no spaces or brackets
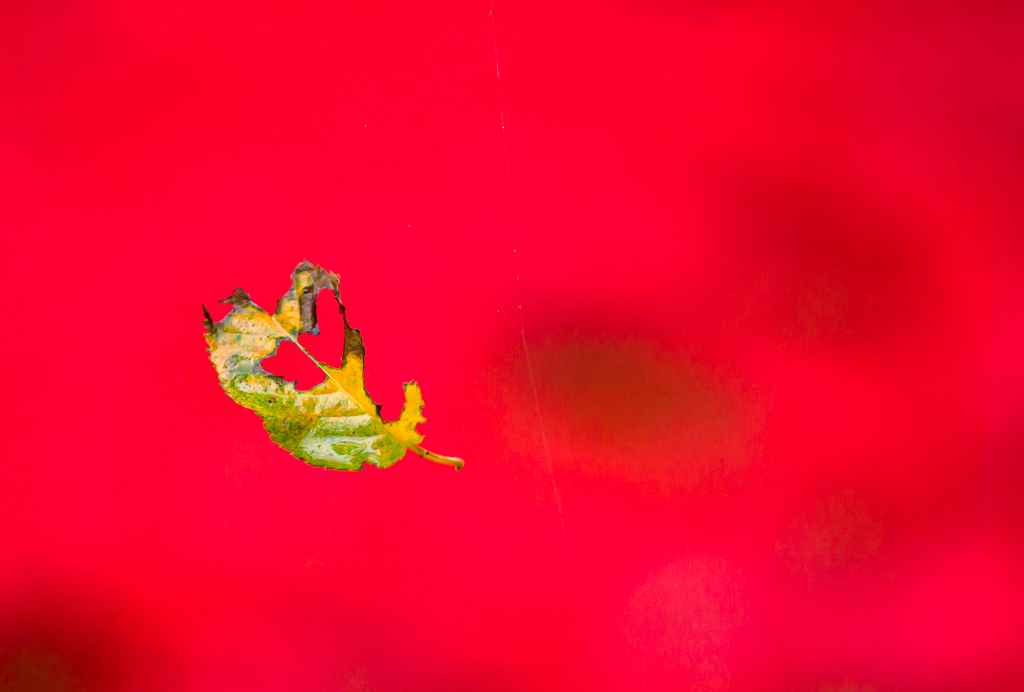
203,261,463,471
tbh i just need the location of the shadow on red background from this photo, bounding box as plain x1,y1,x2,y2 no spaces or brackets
1,1,1022,690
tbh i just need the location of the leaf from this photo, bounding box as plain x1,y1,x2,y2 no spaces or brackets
202,261,463,471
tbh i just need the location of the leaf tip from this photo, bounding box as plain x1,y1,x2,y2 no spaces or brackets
222,287,251,306
202,304,215,334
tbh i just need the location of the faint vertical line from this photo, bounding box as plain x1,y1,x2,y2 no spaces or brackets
236,2,316,246
489,0,586,625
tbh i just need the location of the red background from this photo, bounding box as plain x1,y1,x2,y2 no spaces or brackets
1,1,1023,690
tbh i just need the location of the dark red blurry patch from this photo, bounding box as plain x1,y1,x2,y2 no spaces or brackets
492,333,765,494
0,581,173,692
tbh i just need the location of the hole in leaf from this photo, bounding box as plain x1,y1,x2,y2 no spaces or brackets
262,340,326,391
296,289,349,368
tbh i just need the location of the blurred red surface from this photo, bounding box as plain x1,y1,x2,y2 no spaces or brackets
1,1,1022,690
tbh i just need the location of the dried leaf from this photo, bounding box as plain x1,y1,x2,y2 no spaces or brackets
203,261,463,471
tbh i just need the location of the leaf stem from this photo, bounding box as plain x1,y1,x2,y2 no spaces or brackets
412,445,465,470
268,312,463,470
